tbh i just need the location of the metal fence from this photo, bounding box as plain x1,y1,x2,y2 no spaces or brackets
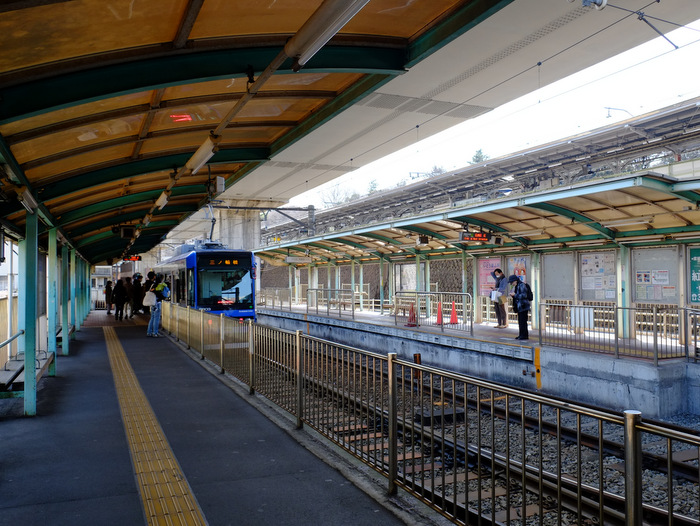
161,302,700,525
306,288,358,319
394,291,473,335
539,303,700,363
258,288,294,311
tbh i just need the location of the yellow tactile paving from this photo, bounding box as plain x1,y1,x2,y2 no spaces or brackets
104,326,208,526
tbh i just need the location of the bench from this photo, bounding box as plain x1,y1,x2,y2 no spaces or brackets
56,324,75,345
0,351,55,396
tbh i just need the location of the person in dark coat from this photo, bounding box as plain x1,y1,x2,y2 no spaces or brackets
104,280,113,315
508,275,531,340
112,279,127,321
132,273,143,314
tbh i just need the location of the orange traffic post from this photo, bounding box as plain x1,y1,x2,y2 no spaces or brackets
405,303,418,327
436,302,443,325
448,301,459,324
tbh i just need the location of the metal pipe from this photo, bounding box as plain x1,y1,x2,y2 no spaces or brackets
387,353,398,495
624,410,643,526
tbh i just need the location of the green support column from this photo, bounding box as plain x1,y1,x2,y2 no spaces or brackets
61,245,70,356
618,245,632,338
70,250,77,333
531,252,540,330
359,262,364,311
17,239,26,356
379,257,385,314
351,259,356,309
75,257,83,331
461,251,468,295
22,211,38,416
388,261,394,301
425,258,431,317
47,229,58,356
415,255,423,292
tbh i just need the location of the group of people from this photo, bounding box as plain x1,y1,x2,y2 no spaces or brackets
490,268,531,341
104,271,170,337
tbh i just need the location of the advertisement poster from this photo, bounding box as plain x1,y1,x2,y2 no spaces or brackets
479,257,501,297
507,255,529,283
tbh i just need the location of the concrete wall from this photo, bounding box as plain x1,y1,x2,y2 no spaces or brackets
258,309,700,420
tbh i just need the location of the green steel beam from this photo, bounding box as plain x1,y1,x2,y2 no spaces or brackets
635,176,700,205
401,225,448,239
37,149,269,202
56,186,204,226
0,47,405,124
527,202,615,239
357,232,403,245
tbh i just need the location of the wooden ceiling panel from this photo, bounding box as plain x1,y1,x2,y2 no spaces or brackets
0,0,190,73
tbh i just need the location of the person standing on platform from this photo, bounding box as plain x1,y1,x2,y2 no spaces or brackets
146,275,164,337
508,275,531,340
124,276,134,319
112,279,127,321
490,268,508,328
105,280,113,315
142,271,155,315
132,273,143,315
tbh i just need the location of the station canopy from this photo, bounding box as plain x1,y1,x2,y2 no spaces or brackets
1,0,698,264
256,97,700,266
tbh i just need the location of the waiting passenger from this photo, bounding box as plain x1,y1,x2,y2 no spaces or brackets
508,275,531,341
490,268,508,328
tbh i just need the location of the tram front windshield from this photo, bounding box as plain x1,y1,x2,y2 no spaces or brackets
197,264,253,310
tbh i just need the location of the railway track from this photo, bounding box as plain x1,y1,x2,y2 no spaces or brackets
225,335,700,525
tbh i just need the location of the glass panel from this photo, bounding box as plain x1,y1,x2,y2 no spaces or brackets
11,115,145,164
161,73,363,101
0,0,190,73
197,268,254,309
193,0,324,39
0,92,152,137
24,144,135,183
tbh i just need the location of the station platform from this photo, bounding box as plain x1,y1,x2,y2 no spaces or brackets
0,313,436,526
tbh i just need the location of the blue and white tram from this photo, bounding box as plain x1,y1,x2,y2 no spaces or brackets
160,243,256,319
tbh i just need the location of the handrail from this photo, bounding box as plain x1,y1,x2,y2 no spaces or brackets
1,329,25,350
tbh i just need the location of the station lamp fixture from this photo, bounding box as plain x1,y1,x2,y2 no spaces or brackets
284,0,370,71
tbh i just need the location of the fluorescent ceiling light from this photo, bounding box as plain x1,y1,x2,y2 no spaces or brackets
284,0,370,71
507,229,544,237
155,191,170,210
186,135,221,175
17,188,39,213
600,216,653,227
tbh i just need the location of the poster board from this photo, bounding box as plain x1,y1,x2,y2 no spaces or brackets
478,257,501,297
542,252,575,299
632,247,679,303
579,250,617,302
506,255,530,283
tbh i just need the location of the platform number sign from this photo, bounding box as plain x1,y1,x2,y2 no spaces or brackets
690,248,700,303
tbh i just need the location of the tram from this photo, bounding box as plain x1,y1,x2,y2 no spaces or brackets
159,242,256,319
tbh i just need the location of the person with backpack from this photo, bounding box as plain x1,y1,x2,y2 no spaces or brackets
508,275,532,341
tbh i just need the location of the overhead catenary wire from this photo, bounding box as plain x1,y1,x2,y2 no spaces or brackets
284,4,700,198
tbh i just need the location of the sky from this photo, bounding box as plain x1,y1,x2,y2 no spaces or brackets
289,17,700,209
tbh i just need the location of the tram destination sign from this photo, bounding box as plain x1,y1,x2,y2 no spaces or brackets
286,256,312,263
